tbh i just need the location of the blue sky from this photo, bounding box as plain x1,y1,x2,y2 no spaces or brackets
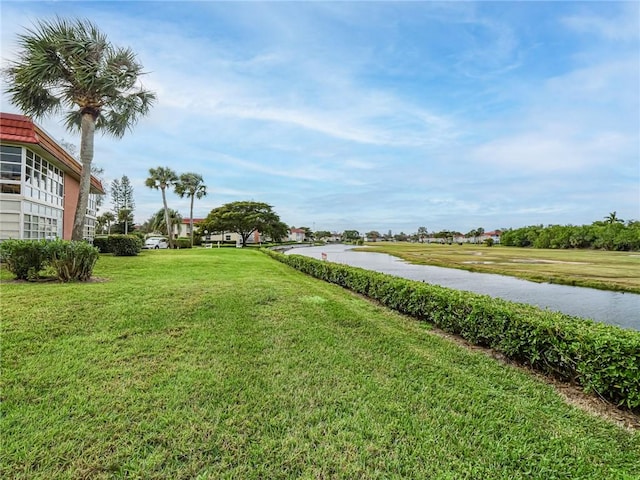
2,1,638,234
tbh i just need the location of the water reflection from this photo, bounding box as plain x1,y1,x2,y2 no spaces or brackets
286,245,639,330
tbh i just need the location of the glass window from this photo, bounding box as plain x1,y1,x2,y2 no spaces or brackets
0,163,21,180
1,184,20,194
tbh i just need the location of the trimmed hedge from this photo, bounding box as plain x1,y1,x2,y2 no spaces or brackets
108,235,142,256
264,249,640,409
176,237,192,249
93,236,112,253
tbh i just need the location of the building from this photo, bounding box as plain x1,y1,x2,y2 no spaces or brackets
0,113,105,241
289,228,306,242
173,217,204,239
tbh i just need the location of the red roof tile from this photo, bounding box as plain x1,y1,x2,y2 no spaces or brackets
0,112,104,194
0,112,39,144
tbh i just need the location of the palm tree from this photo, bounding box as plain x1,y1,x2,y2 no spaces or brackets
96,211,116,234
604,211,623,225
148,208,183,237
3,17,155,240
175,173,207,247
145,167,178,248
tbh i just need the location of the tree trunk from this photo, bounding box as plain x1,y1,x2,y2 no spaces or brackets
161,187,173,248
71,112,96,240
189,194,195,247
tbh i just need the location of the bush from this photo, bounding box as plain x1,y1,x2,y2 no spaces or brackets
93,236,112,253
0,239,100,282
0,239,48,280
264,249,640,410
108,235,142,256
46,240,99,281
175,237,192,249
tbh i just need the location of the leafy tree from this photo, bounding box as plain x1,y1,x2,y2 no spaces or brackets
174,173,207,247
145,167,178,248
200,201,286,247
394,232,409,242
4,17,155,240
343,230,360,241
300,227,313,242
315,230,332,240
417,226,428,243
366,231,381,241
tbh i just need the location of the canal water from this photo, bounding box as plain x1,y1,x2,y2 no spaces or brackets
285,244,639,330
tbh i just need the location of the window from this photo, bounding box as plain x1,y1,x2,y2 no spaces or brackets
225,234,231,241
23,205,63,239
0,145,23,194
23,149,64,207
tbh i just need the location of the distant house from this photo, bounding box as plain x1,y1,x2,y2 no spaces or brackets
480,230,502,244
289,228,306,242
173,217,204,238
0,112,105,241
203,230,261,245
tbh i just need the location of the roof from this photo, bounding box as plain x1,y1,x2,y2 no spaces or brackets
181,218,205,224
0,112,105,194
290,228,306,233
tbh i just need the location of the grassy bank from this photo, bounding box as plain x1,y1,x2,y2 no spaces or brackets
2,249,639,479
357,242,640,293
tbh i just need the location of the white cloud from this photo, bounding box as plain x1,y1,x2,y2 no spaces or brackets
561,4,640,41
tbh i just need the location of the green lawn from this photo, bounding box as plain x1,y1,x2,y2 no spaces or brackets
358,242,640,293
2,249,639,479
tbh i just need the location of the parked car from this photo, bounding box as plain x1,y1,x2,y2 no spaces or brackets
143,237,169,249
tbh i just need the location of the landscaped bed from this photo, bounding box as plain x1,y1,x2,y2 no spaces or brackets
2,249,639,478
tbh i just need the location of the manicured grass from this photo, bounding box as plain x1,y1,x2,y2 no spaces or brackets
358,242,640,293
2,249,639,479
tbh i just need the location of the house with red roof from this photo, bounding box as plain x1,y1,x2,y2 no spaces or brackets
0,112,105,241
289,228,306,242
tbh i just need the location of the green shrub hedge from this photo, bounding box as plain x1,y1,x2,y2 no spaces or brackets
45,240,99,281
93,236,112,253
264,249,640,409
0,239,48,280
0,239,99,282
108,235,142,256
176,237,192,249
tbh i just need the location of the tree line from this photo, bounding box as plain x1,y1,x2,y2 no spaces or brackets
501,213,640,251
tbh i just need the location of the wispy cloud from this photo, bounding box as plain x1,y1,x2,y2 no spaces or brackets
1,1,638,231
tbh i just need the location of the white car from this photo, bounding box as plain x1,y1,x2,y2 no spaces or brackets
143,237,169,249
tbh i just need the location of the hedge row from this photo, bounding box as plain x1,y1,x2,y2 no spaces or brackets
0,239,99,282
94,235,142,256
264,249,640,409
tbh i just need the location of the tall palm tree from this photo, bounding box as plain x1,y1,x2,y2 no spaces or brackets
97,211,116,234
3,17,155,240
175,173,207,247
605,211,623,225
145,167,178,248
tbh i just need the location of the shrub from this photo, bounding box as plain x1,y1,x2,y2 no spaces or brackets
264,249,640,410
176,237,192,249
0,239,48,280
46,240,99,281
109,235,142,256
93,236,112,253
